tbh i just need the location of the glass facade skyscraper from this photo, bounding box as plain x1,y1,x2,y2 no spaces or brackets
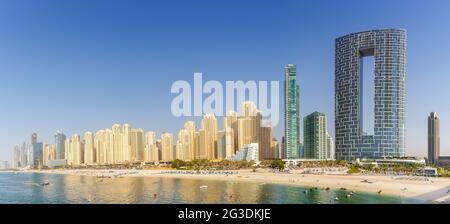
303,111,328,160
54,131,66,160
335,29,406,161
284,64,300,159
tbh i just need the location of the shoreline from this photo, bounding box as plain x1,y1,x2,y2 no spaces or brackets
6,169,450,203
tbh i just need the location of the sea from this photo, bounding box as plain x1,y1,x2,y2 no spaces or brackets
0,172,427,204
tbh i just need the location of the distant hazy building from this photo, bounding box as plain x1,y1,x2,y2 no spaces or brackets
54,131,66,160
304,112,329,160
31,142,43,168
335,29,406,160
13,145,21,168
428,112,440,165
31,133,37,145
284,64,300,159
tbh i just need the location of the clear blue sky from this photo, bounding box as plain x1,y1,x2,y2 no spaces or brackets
1,0,450,162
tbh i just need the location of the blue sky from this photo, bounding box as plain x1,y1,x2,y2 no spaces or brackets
1,0,450,161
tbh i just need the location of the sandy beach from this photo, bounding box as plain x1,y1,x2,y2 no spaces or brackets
21,169,450,203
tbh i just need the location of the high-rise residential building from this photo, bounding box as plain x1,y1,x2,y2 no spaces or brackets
112,124,123,164
95,130,108,165
43,144,56,167
201,113,218,159
184,121,196,159
284,64,300,159
271,138,279,159
84,132,95,165
31,142,43,168
13,145,20,168
217,131,226,159
335,29,407,161
224,127,235,159
160,132,174,162
280,136,286,159
129,128,144,162
67,134,83,166
303,112,328,160
144,131,158,162
197,130,207,159
428,112,440,165
224,111,238,155
20,142,29,168
176,128,193,161
260,125,274,160
54,131,66,160
326,132,334,160
237,101,261,151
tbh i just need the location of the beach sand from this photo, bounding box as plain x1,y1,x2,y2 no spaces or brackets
22,169,450,203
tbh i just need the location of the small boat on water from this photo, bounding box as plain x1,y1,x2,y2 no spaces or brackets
41,182,50,186
346,194,351,198
334,197,339,201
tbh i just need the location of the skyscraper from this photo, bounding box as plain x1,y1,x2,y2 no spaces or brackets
144,131,158,162
428,112,440,165
284,64,300,159
184,121,196,160
260,125,274,160
201,113,218,159
224,111,238,155
84,132,95,165
43,144,56,167
303,112,328,160
335,29,407,161
54,131,66,160
161,132,174,162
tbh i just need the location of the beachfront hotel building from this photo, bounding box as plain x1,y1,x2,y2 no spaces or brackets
303,112,330,160
335,29,407,161
284,64,300,159
428,112,440,165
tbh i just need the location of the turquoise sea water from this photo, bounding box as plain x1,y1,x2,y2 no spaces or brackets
0,172,427,204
